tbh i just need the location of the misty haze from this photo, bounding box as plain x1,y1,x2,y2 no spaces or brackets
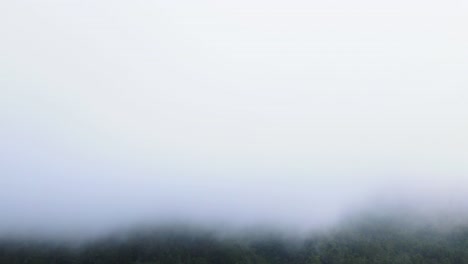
1,0,467,263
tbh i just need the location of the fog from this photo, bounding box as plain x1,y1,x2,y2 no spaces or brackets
1,0,467,239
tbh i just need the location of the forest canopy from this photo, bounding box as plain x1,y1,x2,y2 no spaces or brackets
1,213,467,264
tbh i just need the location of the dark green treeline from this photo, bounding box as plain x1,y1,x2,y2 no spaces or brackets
1,218,468,264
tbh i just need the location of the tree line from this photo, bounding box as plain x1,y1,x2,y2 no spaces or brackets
1,217,467,264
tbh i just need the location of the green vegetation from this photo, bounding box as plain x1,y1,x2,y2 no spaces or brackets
1,218,467,264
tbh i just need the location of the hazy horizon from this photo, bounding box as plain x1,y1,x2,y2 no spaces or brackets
1,0,467,239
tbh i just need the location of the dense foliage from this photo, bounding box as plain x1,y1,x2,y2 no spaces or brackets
1,219,467,264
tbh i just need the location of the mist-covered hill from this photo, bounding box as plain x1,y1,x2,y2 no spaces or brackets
2,213,468,264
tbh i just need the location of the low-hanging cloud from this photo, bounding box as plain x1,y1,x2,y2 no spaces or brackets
1,0,467,238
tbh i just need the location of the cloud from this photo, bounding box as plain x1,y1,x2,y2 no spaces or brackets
1,0,467,237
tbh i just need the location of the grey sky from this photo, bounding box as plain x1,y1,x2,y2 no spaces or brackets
1,0,467,237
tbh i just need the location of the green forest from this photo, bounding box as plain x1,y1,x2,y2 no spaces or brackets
1,216,467,264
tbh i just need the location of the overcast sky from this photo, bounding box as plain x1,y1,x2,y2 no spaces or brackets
1,0,467,237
